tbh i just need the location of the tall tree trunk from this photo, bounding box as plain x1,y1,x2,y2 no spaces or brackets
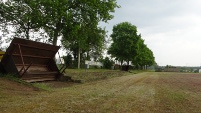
120,60,123,65
25,22,30,39
25,29,30,40
53,29,58,45
52,29,59,62
53,22,62,45
86,51,90,60
25,19,30,40
78,47,81,69
127,60,129,66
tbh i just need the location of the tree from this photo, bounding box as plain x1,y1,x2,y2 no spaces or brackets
1,0,119,69
63,54,73,68
100,57,114,69
62,26,107,68
132,38,155,69
108,22,155,69
108,22,140,65
0,0,43,39
0,0,119,45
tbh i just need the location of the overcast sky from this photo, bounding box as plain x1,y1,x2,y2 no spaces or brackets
100,0,201,66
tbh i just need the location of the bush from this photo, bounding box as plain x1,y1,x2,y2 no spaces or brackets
102,57,114,69
63,54,73,67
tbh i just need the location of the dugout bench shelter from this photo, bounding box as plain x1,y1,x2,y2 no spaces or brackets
0,38,62,82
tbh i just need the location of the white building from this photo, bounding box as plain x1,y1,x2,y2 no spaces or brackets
199,69,201,73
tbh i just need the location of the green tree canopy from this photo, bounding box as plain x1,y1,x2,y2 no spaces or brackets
0,0,119,68
0,0,42,39
133,38,155,69
108,22,140,65
108,22,155,68
62,25,106,68
0,0,119,45
100,57,114,69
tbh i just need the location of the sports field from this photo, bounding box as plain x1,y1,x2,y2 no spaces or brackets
0,72,201,113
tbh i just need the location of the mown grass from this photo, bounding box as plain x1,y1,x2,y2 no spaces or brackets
0,69,143,91
64,69,135,83
0,73,53,91
65,68,150,73
0,73,31,85
32,83,53,91
1,71,201,112
152,72,201,113
0,69,138,90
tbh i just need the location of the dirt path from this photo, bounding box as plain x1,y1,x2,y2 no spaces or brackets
1,72,201,113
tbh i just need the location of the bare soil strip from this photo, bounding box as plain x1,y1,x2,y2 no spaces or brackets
1,72,201,113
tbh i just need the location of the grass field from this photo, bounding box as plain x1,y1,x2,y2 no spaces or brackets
1,71,201,113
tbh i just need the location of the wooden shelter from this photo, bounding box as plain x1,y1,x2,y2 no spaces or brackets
1,38,62,82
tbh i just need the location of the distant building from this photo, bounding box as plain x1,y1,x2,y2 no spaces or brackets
85,60,103,68
199,69,201,73
164,67,180,72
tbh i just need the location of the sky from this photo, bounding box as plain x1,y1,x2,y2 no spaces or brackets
100,0,201,66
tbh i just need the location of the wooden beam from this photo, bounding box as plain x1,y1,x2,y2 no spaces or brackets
18,44,25,72
13,43,57,52
12,54,52,59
